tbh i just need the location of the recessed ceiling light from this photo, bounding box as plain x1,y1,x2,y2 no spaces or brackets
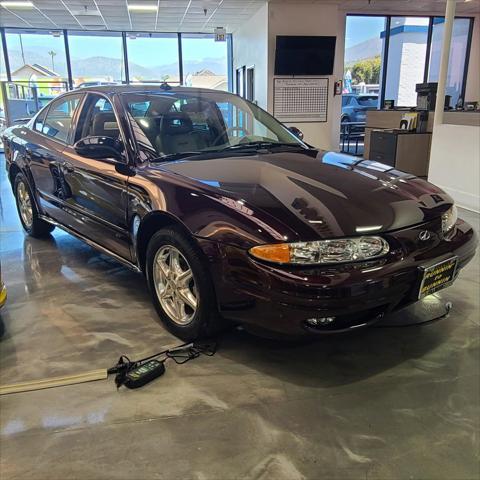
0,1,34,7
127,3,158,11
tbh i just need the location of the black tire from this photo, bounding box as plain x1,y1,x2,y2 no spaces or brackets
341,115,350,123
14,173,55,238
146,226,224,341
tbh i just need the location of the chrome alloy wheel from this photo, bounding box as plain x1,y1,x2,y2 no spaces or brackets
17,180,33,228
153,245,198,325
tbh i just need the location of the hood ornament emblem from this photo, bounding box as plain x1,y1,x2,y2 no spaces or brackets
419,230,431,241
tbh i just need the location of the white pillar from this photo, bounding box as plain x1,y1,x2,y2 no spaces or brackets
433,0,457,126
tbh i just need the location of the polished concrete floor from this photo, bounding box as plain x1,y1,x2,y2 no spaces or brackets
0,157,479,480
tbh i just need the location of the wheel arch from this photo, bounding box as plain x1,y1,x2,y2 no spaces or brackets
136,211,198,272
8,163,22,186
8,162,42,213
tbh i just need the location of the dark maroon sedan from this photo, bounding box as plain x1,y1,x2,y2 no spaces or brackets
3,85,477,340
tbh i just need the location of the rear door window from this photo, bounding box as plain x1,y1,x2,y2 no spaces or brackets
42,94,82,143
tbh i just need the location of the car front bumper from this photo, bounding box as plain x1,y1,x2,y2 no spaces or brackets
199,217,477,336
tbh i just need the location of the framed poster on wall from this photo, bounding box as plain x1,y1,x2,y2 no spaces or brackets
273,77,329,122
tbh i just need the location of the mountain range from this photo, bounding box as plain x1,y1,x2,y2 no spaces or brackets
8,48,226,80
345,37,383,66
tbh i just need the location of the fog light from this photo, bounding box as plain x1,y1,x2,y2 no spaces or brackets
306,316,336,326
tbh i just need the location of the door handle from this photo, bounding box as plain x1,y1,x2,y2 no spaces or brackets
63,162,75,173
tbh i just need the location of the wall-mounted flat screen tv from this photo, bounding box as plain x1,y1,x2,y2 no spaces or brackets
274,35,336,76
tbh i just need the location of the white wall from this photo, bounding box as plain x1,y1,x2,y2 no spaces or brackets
232,4,268,109
266,3,345,150
429,124,480,212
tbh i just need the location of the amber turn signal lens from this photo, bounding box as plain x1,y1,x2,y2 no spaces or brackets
249,244,291,263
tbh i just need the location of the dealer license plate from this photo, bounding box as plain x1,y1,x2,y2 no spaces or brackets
418,257,458,299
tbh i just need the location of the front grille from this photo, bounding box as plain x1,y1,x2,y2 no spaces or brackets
387,218,444,257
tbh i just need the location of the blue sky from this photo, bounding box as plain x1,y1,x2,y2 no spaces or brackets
345,16,386,49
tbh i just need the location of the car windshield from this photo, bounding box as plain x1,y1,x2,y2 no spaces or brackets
121,90,307,159
356,96,378,107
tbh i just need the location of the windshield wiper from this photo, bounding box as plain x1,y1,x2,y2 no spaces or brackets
152,151,203,162
218,141,305,152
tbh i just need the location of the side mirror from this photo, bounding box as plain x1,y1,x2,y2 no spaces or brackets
288,126,304,141
74,136,123,161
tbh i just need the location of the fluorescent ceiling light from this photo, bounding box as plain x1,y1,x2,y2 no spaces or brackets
127,3,158,11
0,1,34,7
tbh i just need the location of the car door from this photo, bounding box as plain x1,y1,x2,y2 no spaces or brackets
59,93,132,261
27,93,84,220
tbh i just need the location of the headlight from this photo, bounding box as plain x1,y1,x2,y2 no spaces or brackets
249,236,390,265
442,205,457,234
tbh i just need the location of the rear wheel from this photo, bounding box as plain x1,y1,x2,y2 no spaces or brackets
146,226,224,341
14,173,54,238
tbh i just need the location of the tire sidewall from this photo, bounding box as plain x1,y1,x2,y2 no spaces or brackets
146,228,216,341
14,173,35,235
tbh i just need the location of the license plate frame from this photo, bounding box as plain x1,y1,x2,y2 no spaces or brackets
418,256,458,300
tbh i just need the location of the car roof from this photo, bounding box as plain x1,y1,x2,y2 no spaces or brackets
72,84,231,96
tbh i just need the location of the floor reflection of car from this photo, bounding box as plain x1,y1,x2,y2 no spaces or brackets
2,85,477,341
341,94,378,123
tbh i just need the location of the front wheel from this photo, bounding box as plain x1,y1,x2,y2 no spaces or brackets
146,227,223,341
14,173,55,238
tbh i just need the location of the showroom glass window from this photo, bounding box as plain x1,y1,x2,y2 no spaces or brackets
4,28,69,103
383,17,430,106
343,15,386,105
181,34,229,91
5,29,68,81
428,17,471,107
68,31,126,87
126,33,180,83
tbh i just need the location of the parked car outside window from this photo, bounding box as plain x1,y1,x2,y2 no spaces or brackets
341,94,379,123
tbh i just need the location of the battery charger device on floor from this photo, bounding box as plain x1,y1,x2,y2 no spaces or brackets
107,340,217,389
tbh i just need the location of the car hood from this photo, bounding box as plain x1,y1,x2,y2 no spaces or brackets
157,149,453,240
